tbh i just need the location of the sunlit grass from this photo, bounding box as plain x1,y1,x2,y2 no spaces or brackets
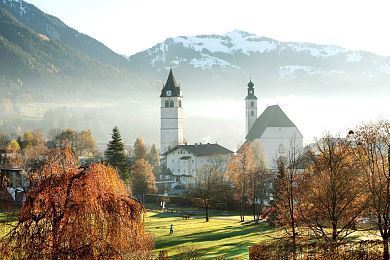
0,212,17,238
146,210,276,259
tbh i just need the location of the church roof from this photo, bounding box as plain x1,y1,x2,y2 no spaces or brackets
160,69,182,97
162,143,233,157
245,105,301,141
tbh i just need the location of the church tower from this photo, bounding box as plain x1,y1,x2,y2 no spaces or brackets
245,79,257,135
160,69,184,154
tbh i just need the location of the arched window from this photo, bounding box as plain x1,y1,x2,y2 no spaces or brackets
170,100,174,107
251,110,254,116
178,100,182,107
165,100,169,107
251,101,254,108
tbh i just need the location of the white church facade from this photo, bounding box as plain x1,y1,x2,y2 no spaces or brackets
158,70,303,191
159,70,233,190
243,80,303,169
160,69,185,154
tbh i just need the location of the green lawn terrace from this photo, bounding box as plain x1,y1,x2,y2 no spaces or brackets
145,205,380,259
146,210,274,259
0,205,383,259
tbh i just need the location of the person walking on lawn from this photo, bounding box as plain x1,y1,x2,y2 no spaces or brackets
170,224,174,235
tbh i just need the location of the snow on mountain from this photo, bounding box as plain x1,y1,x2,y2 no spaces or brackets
190,53,239,70
128,29,390,89
2,0,27,16
345,52,362,63
285,43,346,58
173,30,278,55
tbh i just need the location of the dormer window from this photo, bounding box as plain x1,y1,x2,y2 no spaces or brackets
166,90,172,96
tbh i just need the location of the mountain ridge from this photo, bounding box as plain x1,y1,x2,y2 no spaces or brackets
128,29,390,98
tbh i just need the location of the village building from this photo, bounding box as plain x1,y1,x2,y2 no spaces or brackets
244,80,303,169
158,70,233,190
158,70,303,191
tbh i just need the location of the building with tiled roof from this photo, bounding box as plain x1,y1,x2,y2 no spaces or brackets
158,143,233,190
244,81,303,169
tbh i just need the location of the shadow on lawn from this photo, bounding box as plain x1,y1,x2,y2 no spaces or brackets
197,240,254,258
155,221,273,249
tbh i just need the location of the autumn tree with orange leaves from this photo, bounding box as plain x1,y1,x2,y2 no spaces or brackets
0,147,153,259
228,143,257,222
348,120,390,260
298,135,367,243
130,159,157,202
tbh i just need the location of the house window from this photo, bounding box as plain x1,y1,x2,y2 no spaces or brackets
251,101,254,108
178,100,182,107
278,144,286,154
178,169,180,173
165,100,169,107
170,100,174,107
251,110,254,116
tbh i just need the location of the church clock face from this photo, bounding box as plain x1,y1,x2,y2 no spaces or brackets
166,90,172,96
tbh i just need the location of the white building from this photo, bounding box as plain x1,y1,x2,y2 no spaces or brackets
160,69,184,154
244,80,303,169
159,143,233,190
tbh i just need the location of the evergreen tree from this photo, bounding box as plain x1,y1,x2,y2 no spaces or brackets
147,144,160,167
133,137,147,160
105,127,129,181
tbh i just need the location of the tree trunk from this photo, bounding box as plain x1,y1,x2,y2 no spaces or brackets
332,222,337,242
240,200,244,222
205,204,209,222
292,224,297,260
384,239,389,260
252,203,256,221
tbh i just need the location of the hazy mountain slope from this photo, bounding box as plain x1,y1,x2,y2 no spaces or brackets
0,0,145,101
129,30,390,98
0,0,128,68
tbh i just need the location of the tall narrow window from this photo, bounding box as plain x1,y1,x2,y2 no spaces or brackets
251,101,254,108
165,100,169,107
178,100,182,107
251,110,254,116
170,100,174,107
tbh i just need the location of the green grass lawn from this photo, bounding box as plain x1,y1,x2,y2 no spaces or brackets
0,208,380,259
0,212,17,238
146,210,276,259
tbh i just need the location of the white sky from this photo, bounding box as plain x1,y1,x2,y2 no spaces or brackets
27,0,390,56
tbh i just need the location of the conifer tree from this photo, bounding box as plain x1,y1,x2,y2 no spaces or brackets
133,137,147,160
105,127,129,181
148,144,160,167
